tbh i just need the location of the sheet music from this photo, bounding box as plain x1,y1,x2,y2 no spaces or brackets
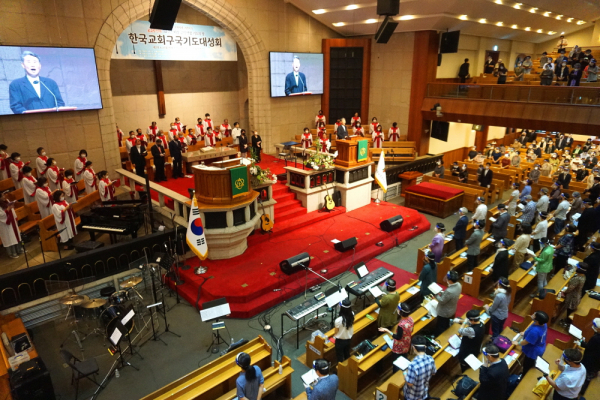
568,324,583,340
301,369,319,386
535,356,550,375
428,282,443,295
326,289,348,308
110,329,122,346
445,346,460,356
368,286,384,298
448,334,462,349
200,303,231,321
357,265,369,278
464,354,483,370
393,356,411,371
121,309,135,325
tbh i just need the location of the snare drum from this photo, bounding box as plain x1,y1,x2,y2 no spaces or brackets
110,290,130,305
100,305,134,336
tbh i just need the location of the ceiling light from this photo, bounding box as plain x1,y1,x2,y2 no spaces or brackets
398,15,415,20
365,19,377,24
496,22,503,26
561,32,565,34
548,31,555,35
577,20,585,25
543,12,550,17
511,24,517,29
567,18,573,22
313,9,326,14
525,27,530,31
514,3,521,9
495,0,502,3
459,15,468,20
529,7,537,13
556,15,562,20
345,4,359,10
333,22,345,27
479,18,487,23
537,29,542,33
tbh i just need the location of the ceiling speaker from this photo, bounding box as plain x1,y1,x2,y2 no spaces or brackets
375,16,398,44
149,0,183,30
377,0,400,16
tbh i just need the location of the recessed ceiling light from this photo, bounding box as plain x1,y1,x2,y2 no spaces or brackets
333,22,345,27
525,27,530,31
496,22,503,26
313,9,326,14
479,18,487,23
366,19,377,24
346,4,358,10
495,0,502,4
548,31,555,35
556,15,562,20
514,3,521,9
511,24,517,29
561,31,565,34
459,15,468,20
537,29,543,33
567,18,573,22
543,12,550,17
529,7,537,13
398,15,415,20
577,20,585,25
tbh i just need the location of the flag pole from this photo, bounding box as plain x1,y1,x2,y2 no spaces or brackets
375,188,381,204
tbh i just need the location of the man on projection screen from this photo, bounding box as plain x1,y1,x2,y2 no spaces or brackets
284,56,308,96
9,51,65,114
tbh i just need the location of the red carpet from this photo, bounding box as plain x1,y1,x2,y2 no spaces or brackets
171,202,431,318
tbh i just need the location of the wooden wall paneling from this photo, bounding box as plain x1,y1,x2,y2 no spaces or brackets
154,61,166,116
442,147,469,166
475,127,488,151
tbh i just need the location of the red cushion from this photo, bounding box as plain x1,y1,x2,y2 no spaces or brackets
405,182,463,200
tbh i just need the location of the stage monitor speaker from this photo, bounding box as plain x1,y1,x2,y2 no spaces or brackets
334,237,357,252
440,30,460,54
333,191,342,207
149,0,182,30
375,16,398,44
380,215,404,232
280,252,310,275
377,0,400,16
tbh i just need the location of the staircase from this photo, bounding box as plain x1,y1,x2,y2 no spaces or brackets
272,182,306,223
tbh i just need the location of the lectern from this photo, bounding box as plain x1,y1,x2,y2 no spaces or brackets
193,159,256,205
335,137,371,168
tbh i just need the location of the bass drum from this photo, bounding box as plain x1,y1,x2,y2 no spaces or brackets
100,305,134,337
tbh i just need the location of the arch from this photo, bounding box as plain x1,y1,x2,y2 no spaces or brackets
94,0,270,173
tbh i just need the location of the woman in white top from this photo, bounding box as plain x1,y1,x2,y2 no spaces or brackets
334,298,354,362
74,150,87,182
82,161,97,194
45,158,62,191
34,177,53,219
61,169,78,204
52,190,77,250
231,122,242,145
97,171,115,202
508,182,520,216
21,166,37,205
0,198,22,258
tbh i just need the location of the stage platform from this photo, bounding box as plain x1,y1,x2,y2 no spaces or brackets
170,202,431,318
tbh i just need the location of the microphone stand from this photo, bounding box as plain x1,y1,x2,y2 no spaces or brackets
39,79,59,112
36,228,46,264
301,262,342,299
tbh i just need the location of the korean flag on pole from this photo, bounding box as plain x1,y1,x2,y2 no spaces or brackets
186,197,208,260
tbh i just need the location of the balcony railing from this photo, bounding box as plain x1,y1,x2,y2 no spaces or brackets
427,83,600,106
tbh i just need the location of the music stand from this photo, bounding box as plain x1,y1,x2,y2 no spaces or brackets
200,298,231,353
108,322,138,372
45,228,66,259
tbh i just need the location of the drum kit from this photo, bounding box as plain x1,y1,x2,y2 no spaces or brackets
59,276,145,344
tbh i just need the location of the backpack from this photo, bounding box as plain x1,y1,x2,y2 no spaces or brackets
451,375,479,399
506,374,522,398
492,335,512,353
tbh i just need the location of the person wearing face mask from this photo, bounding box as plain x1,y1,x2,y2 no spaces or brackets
34,177,53,218
472,197,487,225
454,309,485,372
45,158,62,191
584,175,600,203
519,179,532,202
514,62,525,81
579,318,600,396
82,161,96,194
495,62,507,84
130,138,148,178
73,150,87,182
429,223,445,262
433,160,444,178
540,159,552,177
540,64,554,86
450,161,460,176
301,128,312,150
458,164,468,183
305,359,338,399
168,134,185,179
532,211,549,252
465,220,484,272
558,262,587,327
545,348,586,400
585,58,598,82
20,166,37,205
351,112,361,128
9,152,29,190
151,133,167,182
434,271,462,337
567,192,583,223
251,131,262,163
478,163,493,188
491,147,502,164
568,63,583,86
572,145,583,157
582,138,593,153
531,237,554,297
404,336,437,400
61,169,78,204
353,122,365,137
522,55,533,74
238,129,249,159
315,110,326,128
126,130,137,153
35,147,48,176
507,182,520,216
549,153,560,172
203,113,214,132
388,122,400,142
420,252,437,297
375,279,400,330
557,166,572,189
476,344,509,400
556,61,570,83
554,193,571,234
97,170,115,202
528,163,541,184
204,127,216,147
378,303,414,373
51,190,77,250
545,139,556,154
369,117,380,134
490,204,510,240
484,278,511,338
554,225,577,276
513,311,548,376
576,201,597,253
0,198,23,259
452,208,468,250
333,298,354,362
372,125,384,148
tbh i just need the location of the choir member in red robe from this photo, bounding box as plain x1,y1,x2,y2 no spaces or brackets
372,125,384,148
61,169,78,204
21,166,37,205
301,128,313,149
195,118,205,140
52,190,77,250
388,122,400,142
126,131,137,153
116,124,124,147
135,128,148,146
317,121,327,141
220,119,232,139
370,117,380,134
173,117,183,133
0,198,22,258
34,177,53,218
353,123,365,137
203,113,214,132
36,147,48,176
74,150,87,182
9,153,29,190
147,121,158,142
45,158,63,191
82,161,96,194
315,110,326,128
351,112,361,128
0,144,8,181
98,170,115,202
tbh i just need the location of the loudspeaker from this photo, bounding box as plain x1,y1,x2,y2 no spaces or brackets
334,237,357,252
380,215,404,232
377,0,400,16
333,191,342,207
375,16,398,44
10,358,56,400
149,0,183,30
280,252,310,275
440,31,460,54
437,53,443,67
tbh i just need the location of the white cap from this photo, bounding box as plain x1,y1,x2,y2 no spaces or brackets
593,318,600,329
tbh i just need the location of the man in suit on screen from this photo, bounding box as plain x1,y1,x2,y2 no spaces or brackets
284,56,307,96
9,51,65,114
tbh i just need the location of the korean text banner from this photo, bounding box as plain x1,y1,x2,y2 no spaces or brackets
112,21,237,61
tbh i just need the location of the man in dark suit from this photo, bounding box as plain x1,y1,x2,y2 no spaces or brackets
517,132,528,146
336,118,349,140
583,242,600,293
564,134,574,149
284,56,307,96
490,204,510,240
556,134,566,149
9,51,65,114
545,140,556,154
584,176,600,203
477,344,509,400
452,207,469,250
129,139,147,178
151,134,167,182
479,163,494,188
168,138,184,179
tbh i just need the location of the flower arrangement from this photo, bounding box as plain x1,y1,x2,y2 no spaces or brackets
304,141,337,171
249,148,277,187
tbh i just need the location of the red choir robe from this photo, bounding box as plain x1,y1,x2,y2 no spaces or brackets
126,137,137,152
354,127,365,137
195,123,205,138
52,201,77,243
74,156,87,181
61,178,78,204
220,124,231,138
318,128,327,141
168,129,178,141
205,132,216,147
315,115,326,127
351,116,361,128
301,133,313,149
0,207,21,247
99,178,114,202
370,122,380,134
334,122,342,132
174,122,183,132
117,128,124,147
36,155,48,175
0,151,8,180
83,168,97,194
176,136,188,152
35,186,53,218
9,160,25,189
22,175,37,205
155,136,168,148
388,127,400,142
136,134,148,146
319,139,330,154
46,166,62,191
203,118,214,131
372,131,384,148
185,134,196,146
147,125,158,141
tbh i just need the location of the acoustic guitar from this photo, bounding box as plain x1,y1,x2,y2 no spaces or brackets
259,197,274,233
324,183,335,211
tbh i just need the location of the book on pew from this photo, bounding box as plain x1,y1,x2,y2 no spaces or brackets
448,334,462,349
392,356,411,371
568,324,583,340
535,356,550,375
424,299,438,317
407,286,420,295
464,354,483,370
428,282,444,295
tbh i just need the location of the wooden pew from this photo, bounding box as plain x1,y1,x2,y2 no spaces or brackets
443,174,498,204
507,343,564,400
304,280,423,367
216,356,293,400
437,233,495,284
415,226,477,275
140,336,272,400
0,178,15,193
421,175,486,212
530,268,575,323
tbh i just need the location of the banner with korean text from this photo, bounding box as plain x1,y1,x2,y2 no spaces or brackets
112,21,237,61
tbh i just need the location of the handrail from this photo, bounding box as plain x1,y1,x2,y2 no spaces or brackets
427,83,600,106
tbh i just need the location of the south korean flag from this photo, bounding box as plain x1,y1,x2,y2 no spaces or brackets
186,196,208,260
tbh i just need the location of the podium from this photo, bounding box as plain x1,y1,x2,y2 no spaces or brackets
335,137,371,168
192,159,256,206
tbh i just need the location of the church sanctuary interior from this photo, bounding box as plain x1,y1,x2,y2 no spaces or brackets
2,0,600,399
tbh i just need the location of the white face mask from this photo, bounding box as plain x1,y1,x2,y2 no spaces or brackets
15,158,20,162
60,197,65,201
41,152,46,156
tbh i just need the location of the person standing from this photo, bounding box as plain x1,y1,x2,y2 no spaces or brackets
477,343,510,400
532,212,549,253
151,136,167,182
531,237,554,297
82,161,96,194
336,118,349,140
35,147,48,177
97,171,114,202
351,113,361,128
513,311,548,376
20,166,37,205
0,144,8,181
378,303,414,373
545,349,586,400
0,199,22,259
554,225,577,274
458,58,470,83
508,183,520,216
376,279,400,330
305,359,338,400
496,62,508,84
433,160,444,178
419,252,437,297
558,262,587,327
579,318,600,396
513,224,532,269
235,352,264,400
61,169,78,204
537,188,550,214
388,123,400,142
434,271,462,337
452,207,468,250
555,193,571,234
582,242,600,294
371,125,383,148
540,64,554,85
465,220,484,272
458,164,469,183
168,136,184,179
333,298,354,362
491,204,509,240
479,163,494,188
484,278,511,338
370,117,380,134
219,119,232,139
521,196,537,225
51,190,77,251
522,56,533,74
74,150,87,182
472,197,487,225
34,177,53,218
429,223,445,262
9,153,28,190
483,56,495,74
130,139,147,178
147,121,158,141
404,336,437,400
455,310,485,372
239,130,249,158
251,131,262,162
490,240,510,282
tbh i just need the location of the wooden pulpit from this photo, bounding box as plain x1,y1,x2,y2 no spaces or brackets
192,159,257,206
335,138,371,168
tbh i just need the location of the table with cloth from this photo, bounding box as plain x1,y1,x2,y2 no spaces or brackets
404,182,464,218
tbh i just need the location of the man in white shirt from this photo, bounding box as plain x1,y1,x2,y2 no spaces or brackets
231,122,242,145
472,197,488,224
546,348,586,400
536,188,549,214
219,119,232,139
554,193,571,234
531,212,548,253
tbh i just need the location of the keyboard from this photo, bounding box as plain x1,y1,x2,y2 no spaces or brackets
345,267,394,296
286,297,326,321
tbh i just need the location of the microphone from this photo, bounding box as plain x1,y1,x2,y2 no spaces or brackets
39,79,59,112
298,74,306,93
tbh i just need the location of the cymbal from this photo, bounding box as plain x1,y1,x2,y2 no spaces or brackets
80,298,108,309
120,277,143,289
60,294,89,306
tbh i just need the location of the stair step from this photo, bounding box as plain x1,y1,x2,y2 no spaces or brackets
274,192,295,202
274,200,302,213
277,208,307,220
